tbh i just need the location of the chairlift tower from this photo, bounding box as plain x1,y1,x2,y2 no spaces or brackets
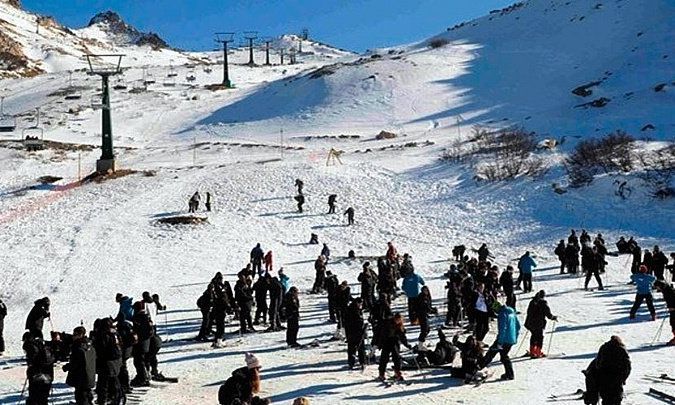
86,54,124,173
278,48,285,65
288,47,297,65
215,32,235,87
262,37,273,66
244,31,258,66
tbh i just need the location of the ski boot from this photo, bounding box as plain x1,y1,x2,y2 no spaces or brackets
393,371,405,382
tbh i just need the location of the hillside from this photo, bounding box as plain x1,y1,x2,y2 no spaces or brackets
196,0,674,142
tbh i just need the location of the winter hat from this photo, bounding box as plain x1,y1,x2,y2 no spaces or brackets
245,352,261,369
115,293,123,302
639,265,648,274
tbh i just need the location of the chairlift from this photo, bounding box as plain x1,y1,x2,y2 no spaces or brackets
90,95,105,110
186,69,196,83
163,75,177,87
0,96,17,132
204,67,213,74
113,75,128,90
64,71,82,100
22,108,45,151
143,68,156,85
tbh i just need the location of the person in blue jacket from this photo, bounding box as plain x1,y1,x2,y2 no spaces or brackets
278,269,290,294
482,301,520,381
517,252,537,293
402,269,425,324
629,265,656,321
115,294,134,323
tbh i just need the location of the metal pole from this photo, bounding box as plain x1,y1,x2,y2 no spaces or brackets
223,41,230,87
248,38,254,65
193,135,197,166
78,152,81,182
265,41,271,65
280,128,284,160
101,75,114,160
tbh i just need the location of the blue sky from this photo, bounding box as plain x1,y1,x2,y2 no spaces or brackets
22,0,514,52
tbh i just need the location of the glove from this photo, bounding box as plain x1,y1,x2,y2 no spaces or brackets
552,316,558,321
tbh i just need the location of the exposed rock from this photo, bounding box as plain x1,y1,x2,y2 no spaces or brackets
641,124,655,131
88,11,169,50
3,0,21,8
375,130,397,140
571,80,601,97
654,83,667,92
0,29,29,71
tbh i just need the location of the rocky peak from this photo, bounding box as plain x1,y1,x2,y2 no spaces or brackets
2,0,21,8
87,10,169,50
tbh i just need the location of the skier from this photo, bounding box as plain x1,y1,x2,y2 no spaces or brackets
325,271,339,323
267,274,284,332
481,301,520,381
295,194,305,213
583,336,631,405
263,251,273,274
416,328,457,367
477,244,491,262
189,191,201,213
23,331,56,405
524,290,557,358
357,262,377,312
629,265,656,321
0,297,6,356
205,192,212,212
321,243,331,261
473,283,491,343
377,313,412,382
115,294,134,324
196,284,215,341
594,239,608,273
344,298,366,370
654,280,675,345
217,353,268,405
295,179,304,195
25,297,51,339
583,246,604,291
284,287,300,347
344,207,355,226
327,194,337,214
401,269,425,325
235,276,255,333
250,243,265,278
311,255,327,294
64,326,97,405
445,274,463,327
252,276,269,326
555,240,566,274
565,242,580,275
416,286,437,347
517,252,537,293
499,266,516,310
130,301,152,387
450,334,485,383
651,246,668,281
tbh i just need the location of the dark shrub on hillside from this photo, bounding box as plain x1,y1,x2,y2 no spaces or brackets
565,131,635,187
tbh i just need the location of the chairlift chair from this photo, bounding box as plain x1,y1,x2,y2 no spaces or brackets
64,71,82,100
163,75,177,87
113,75,128,90
22,127,45,151
186,69,196,83
90,95,105,110
204,67,213,74
0,97,17,132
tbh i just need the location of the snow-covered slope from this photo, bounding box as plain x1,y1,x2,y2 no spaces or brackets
197,0,674,141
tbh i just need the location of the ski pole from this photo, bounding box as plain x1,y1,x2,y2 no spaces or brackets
651,317,667,346
17,377,28,405
547,320,557,357
515,329,529,355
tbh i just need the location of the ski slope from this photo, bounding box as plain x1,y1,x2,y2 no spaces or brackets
0,0,674,404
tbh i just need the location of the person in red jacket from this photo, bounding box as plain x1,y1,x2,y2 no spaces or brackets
263,251,273,274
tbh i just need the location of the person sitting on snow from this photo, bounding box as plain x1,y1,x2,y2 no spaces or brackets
218,353,269,405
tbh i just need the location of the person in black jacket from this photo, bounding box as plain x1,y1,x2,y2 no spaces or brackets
583,336,631,405
416,286,437,346
252,277,269,326
218,353,269,405
295,194,305,213
266,275,284,332
358,262,377,312
325,271,339,323
651,246,669,281
130,302,153,387
555,240,566,274
654,281,675,346
524,290,557,358
295,179,304,195
23,331,56,405
565,243,580,275
196,284,215,341
417,328,458,367
376,258,395,303
450,334,485,383
568,229,579,247
25,297,50,339
369,293,392,349
284,287,300,347
378,313,412,382
311,255,327,294
0,298,6,355
584,246,604,291
327,194,337,214
344,298,366,369
115,320,135,394
630,241,642,275
335,281,352,331
92,318,124,405
64,326,97,405
212,282,232,348
344,207,355,226
445,276,462,327
500,266,516,310
235,277,255,334
250,244,265,278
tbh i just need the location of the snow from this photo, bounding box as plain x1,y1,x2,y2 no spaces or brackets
0,0,674,404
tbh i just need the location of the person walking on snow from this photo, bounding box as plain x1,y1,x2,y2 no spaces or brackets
482,301,520,381
344,298,367,370
295,179,304,195
189,191,201,213
344,207,355,226
583,246,604,291
517,252,537,293
654,280,675,345
555,240,566,274
651,246,668,281
0,298,6,356
327,194,337,214
524,290,557,358
250,243,265,278
284,287,301,347
321,243,331,262
205,192,212,212
295,194,305,213
629,265,656,321
377,313,412,382
263,251,273,274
